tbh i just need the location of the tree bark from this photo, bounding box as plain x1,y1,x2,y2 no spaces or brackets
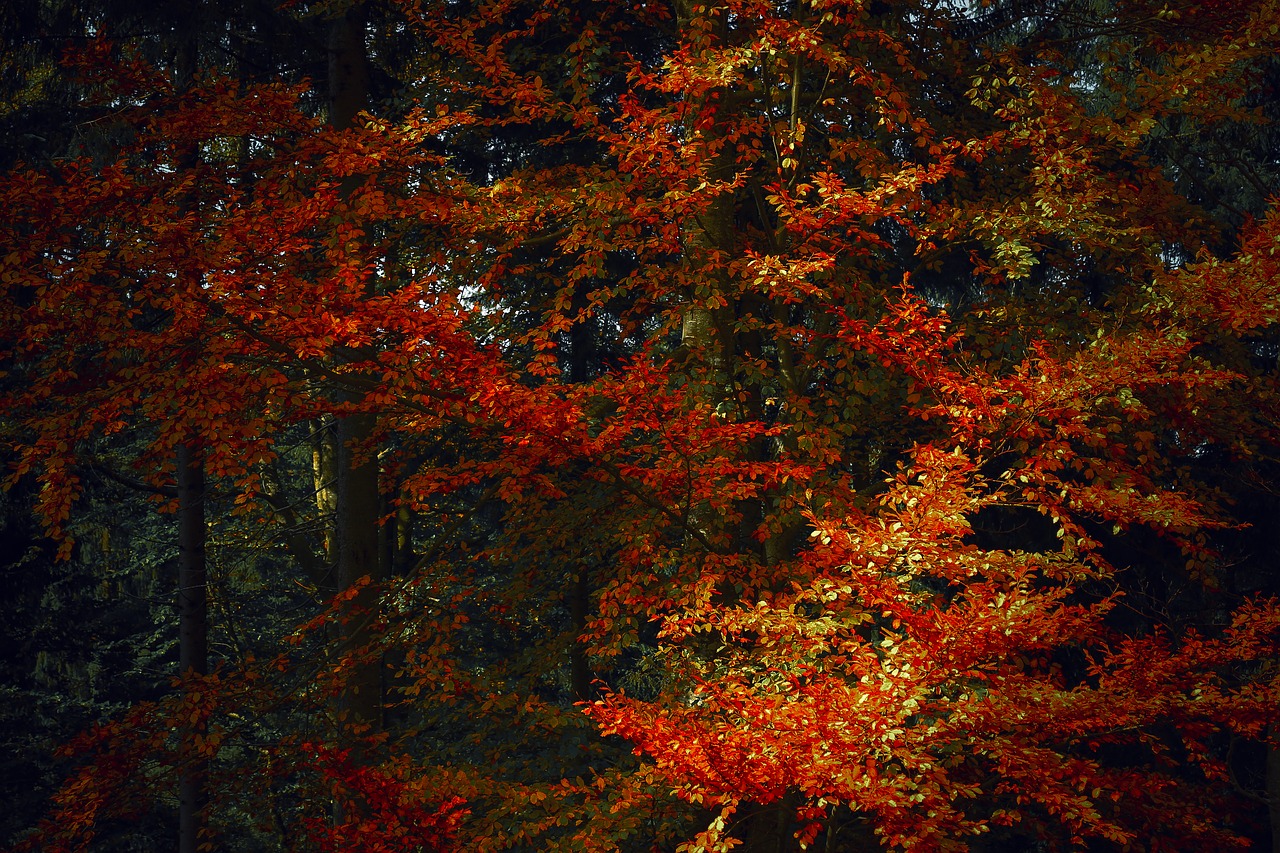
326,0,385,745
568,295,596,701
569,568,593,701
334,411,384,733
174,8,207,849
328,3,370,132
312,417,339,574
392,501,414,576
1268,722,1280,853
670,6,808,849
176,440,207,853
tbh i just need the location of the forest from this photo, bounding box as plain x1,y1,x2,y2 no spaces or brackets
1,0,1279,850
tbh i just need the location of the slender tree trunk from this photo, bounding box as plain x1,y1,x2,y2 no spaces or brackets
312,417,339,579
176,440,207,853
568,297,596,701
1268,722,1280,853
569,570,593,701
173,8,208,849
392,501,414,576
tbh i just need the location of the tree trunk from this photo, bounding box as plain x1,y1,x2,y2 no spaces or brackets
1268,722,1280,853
333,411,384,733
671,5,807,849
328,3,370,133
176,440,207,853
674,0,732,381
569,568,593,701
326,0,385,745
567,296,596,701
174,8,207,849
312,417,339,575
392,501,414,576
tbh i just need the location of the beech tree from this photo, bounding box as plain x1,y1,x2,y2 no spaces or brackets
2,0,1280,851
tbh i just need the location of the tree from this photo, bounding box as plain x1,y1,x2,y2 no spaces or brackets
3,0,1280,850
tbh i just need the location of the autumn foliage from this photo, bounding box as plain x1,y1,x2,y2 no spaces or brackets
3,0,1280,850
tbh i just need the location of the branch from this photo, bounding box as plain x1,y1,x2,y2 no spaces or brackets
83,458,178,498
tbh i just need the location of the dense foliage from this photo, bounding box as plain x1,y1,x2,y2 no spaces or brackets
2,0,1280,850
